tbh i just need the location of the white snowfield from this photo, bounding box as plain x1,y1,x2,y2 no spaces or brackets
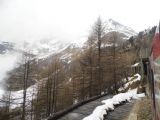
10,84,38,109
8,78,47,109
0,81,41,109
83,89,145,120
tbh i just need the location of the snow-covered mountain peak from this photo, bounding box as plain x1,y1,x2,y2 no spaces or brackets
105,19,137,37
108,19,122,27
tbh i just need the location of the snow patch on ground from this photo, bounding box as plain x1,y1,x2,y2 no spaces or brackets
124,74,141,88
83,89,145,120
118,73,141,92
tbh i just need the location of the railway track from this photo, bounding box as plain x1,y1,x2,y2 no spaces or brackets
56,95,112,120
104,101,135,120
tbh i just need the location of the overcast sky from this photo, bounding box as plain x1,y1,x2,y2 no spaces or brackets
0,0,159,44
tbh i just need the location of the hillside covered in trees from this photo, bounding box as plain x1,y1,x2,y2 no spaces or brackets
0,16,157,120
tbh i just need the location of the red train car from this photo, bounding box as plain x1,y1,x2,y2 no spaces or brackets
150,22,160,120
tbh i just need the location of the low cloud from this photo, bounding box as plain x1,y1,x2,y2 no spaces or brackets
0,0,159,45
0,52,20,97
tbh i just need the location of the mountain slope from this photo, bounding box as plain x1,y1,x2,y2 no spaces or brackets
33,19,136,59
105,19,137,38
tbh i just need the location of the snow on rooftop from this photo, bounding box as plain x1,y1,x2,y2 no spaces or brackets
83,89,145,120
131,62,139,67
